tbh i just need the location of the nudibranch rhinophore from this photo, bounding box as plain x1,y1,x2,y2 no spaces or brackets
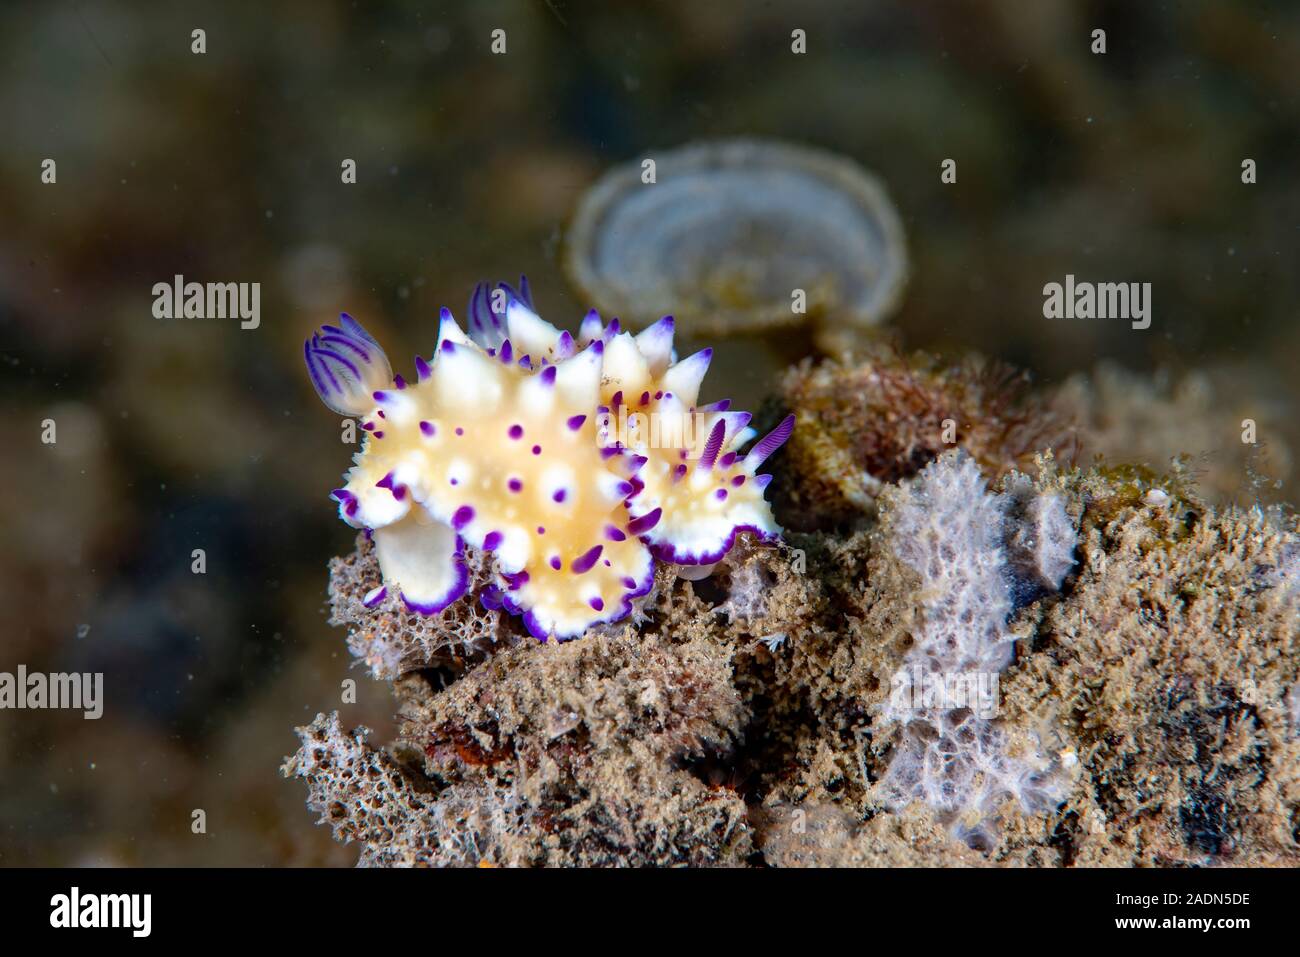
303,279,794,641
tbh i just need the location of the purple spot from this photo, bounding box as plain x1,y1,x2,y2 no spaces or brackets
537,526,545,535
654,391,663,399
393,374,406,390
550,556,562,570
483,531,502,551
508,424,524,439
332,490,360,519
627,508,662,534
362,421,375,431
376,472,407,501
605,525,627,542
452,505,475,530
456,427,464,436
450,477,458,486
420,421,436,437
552,489,567,503
715,488,728,500
372,431,384,439
720,452,737,468
567,414,587,431
372,390,388,402
589,597,605,612
500,340,513,364
732,475,745,487
441,339,456,353
532,445,542,455
639,391,650,406
508,478,523,493
540,366,557,385
572,545,603,574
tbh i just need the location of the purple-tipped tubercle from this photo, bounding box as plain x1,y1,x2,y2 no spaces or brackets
571,544,603,574
627,508,662,535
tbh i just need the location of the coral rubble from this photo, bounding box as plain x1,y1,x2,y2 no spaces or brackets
287,348,1299,868
775,345,1075,528
286,580,753,866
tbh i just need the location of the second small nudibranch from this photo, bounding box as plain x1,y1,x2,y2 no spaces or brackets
304,279,794,641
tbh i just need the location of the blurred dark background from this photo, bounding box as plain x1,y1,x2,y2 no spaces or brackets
1,0,1296,865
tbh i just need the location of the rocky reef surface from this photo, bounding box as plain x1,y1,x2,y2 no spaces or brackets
284,348,1299,867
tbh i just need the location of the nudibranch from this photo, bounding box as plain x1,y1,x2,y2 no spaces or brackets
304,279,794,641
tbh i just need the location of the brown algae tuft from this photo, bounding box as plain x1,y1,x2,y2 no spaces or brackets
774,345,1076,528
287,345,1299,868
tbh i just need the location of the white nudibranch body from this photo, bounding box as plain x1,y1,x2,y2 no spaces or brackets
304,279,794,641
